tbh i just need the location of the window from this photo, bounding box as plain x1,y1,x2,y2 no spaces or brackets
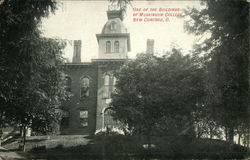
114,41,119,53
103,74,110,98
103,74,117,99
80,77,90,99
110,22,117,30
112,77,117,91
61,110,69,127
106,41,111,53
80,110,88,127
65,76,72,92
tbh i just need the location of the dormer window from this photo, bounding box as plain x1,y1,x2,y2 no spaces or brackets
106,41,111,53
110,22,117,30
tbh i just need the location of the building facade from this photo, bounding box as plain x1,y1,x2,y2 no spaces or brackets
60,8,131,135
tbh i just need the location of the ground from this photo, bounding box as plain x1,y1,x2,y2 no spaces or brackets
0,135,249,160
1,135,92,160
3,135,91,151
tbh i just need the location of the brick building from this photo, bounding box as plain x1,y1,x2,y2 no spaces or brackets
60,8,131,135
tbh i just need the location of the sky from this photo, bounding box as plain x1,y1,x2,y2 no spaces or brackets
41,0,201,62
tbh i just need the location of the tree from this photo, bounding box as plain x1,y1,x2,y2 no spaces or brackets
109,0,132,11
192,102,222,139
111,53,160,145
0,0,70,151
111,49,205,146
184,0,249,144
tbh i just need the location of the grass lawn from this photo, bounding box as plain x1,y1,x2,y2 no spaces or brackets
3,135,92,151
1,135,249,160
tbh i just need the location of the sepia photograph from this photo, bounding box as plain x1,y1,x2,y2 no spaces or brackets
0,0,249,159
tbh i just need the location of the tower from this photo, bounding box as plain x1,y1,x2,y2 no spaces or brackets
94,7,131,132
96,8,131,59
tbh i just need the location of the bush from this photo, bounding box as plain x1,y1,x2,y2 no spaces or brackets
91,135,143,154
156,136,247,159
94,127,125,136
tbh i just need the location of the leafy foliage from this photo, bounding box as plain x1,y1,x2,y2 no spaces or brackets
184,0,249,143
111,50,205,137
0,0,70,139
109,0,132,11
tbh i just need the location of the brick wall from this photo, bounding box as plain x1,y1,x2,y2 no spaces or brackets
61,63,98,135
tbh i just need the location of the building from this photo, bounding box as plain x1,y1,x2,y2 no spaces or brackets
60,8,131,135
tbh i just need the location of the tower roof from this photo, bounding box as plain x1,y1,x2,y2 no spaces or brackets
101,18,127,34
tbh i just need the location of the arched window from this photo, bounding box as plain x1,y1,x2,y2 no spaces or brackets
80,77,90,99
104,75,110,85
65,76,72,92
104,107,120,130
106,41,111,53
114,41,119,53
103,74,110,98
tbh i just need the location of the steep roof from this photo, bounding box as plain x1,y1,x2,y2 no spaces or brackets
101,18,127,34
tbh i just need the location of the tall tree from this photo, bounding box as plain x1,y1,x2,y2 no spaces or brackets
0,0,70,150
184,0,249,144
111,50,205,143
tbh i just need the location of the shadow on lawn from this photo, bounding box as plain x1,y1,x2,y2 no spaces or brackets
24,135,249,160
2,134,20,146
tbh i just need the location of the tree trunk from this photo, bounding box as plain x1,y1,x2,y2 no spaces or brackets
210,134,213,139
209,127,213,139
238,133,241,145
146,127,152,158
0,128,2,146
22,125,27,152
225,127,228,142
145,133,151,160
228,127,234,144
0,112,3,146
247,125,249,154
197,131,202,139
139,127,142,145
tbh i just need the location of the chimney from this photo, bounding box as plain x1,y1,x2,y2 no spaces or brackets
146,39,154,55
72,40,81,63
